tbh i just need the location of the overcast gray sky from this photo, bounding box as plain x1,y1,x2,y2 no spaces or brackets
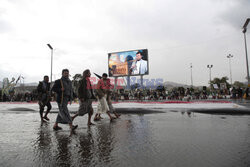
0,0,249,86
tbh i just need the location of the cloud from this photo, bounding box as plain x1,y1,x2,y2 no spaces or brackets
217,0,250,29
0,19,12,33
0,7,12,33
0,67,21,82
0,0,249,85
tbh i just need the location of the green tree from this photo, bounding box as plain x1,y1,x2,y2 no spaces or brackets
73,74,82,81
233,81,246,88
210,76,230,89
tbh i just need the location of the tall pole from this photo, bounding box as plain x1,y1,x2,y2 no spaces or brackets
207,65,213,88
190,63,193,87
229,57,232,85
50,49,53,83
227,54,233,85
209,68,211,84
22,76,25,93
47,44,53,83
243,18,250,86
243,33,249,85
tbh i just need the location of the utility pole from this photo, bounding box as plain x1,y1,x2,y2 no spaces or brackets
227,54,233,85
190,63,193,87
47,44,53,83
207,65,213,88
243,18,250,86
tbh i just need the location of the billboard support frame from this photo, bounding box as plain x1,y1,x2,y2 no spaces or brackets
114,76,118,90
127,75,131,89
140,75,144,89
113,75,144,90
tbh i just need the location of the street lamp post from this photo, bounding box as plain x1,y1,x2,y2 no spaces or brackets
227,54,233,85
243,18,250,86
190,63,193,87
207,65,213,88
47,44,53,83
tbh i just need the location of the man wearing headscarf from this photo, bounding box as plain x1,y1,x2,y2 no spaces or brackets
51,69,78,132
71,69,95,126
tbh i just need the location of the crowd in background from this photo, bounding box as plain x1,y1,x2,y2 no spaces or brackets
0,92,37,102
110,86,248,101
0,86,248,102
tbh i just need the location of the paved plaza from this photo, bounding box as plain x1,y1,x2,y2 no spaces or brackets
0,101,250,167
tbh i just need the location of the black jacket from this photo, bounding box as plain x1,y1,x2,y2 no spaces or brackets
52,79,77,103
37,81,50,101
51,79,64,103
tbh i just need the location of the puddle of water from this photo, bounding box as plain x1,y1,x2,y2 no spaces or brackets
0,109,250,167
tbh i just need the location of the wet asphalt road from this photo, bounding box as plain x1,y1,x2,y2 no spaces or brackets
0,101,250,167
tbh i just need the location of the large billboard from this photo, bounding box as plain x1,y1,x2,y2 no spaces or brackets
108,49,149,77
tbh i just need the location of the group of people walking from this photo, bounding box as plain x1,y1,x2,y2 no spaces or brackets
37,69,120,134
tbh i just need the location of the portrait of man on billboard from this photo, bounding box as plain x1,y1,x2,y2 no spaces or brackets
129,51,148,75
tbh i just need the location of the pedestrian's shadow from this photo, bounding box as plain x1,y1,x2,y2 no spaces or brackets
32,123,54,166
77,129,95,165
54,132,72,167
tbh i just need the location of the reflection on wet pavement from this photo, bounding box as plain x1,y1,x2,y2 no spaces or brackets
0,109,250,167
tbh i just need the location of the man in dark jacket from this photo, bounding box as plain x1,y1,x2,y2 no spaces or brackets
37,75,51,122
51,69,78,132
71,69,95,126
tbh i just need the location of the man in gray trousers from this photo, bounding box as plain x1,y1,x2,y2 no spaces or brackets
51,69,78,133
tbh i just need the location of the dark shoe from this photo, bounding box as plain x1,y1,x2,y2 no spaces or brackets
115,113,121,118
94,117,100,121
41,119,47,123
71,125,78,131
53,126,62,131
40,120,47,126
88,122,95,126
43,116,50,121
110,117,115,122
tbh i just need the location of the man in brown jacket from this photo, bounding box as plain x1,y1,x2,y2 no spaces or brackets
72,69,95,126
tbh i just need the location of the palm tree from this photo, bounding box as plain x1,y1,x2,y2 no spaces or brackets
72,74,82,96
210,76,230,89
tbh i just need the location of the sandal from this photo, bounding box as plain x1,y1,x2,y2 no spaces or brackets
115,114,121,118
43,116,50,121
53,126,62,131
94,117,100,121
88,122,95,126
110,117,115,122
71,125,78,131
